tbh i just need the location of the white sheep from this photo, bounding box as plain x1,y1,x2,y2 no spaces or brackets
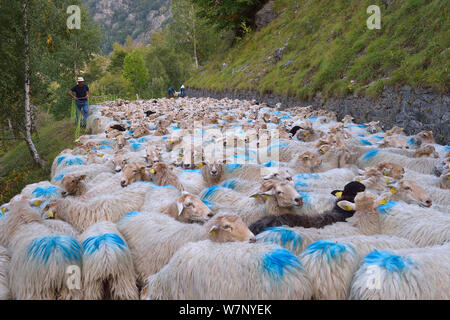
0,246,10,300
6,197,83,299
141,241,313,300
79,221,139,300
299,235,415,299
357,149,440,174
349,244,450,299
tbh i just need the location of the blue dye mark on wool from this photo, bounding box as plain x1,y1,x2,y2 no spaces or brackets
267,143,288,153
273,111,282,116
121,211,141,220
225,163,243,172
137,137,148,143
262,160,279,167
444,146,450,152
295,180,308,189
264,227,303,248
247,120,253,123
131,143,143,151
357,134,366,137
172,126,180,130
293,173,320,180
281,115,291,119
32,186,60,198
65,157,85,166
363,250,414,273
377,201,397,214
261,248,303,280
27,236,81,264
357,124,367,128
99,140,111,145
299,192,311,207
407,137,415,146
162,136,168,140
309,116,318,120
360,139,372,146
54,174,64,181
374,135,384,140
233,154,254,161
127,130,134,135
303,240,350,261
57,156,66,165
202,200,216,210
200,185,223,201
361,149,379,161
82,233,127,256
220,179,237,190
181,169,201,174
99,145,112,150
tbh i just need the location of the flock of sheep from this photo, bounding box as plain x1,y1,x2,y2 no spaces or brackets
0,96,449,300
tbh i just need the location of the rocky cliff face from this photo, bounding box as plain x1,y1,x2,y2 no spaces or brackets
83,0,172,52
186,86,449,145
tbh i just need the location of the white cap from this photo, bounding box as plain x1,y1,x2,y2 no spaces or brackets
77,77,84,82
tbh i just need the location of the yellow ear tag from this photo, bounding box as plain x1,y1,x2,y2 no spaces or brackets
99,154,104,158
250,194,259,199
265,194,271,199
178,154,183,158
34,200,41,206
357,179,362,183
198,163,203,168
384,177,391,184
46,211,54,218
379,198,388,205
1,208,5,214
335,192,343,199
344,205,353,211
389,187,398,194
169,140,173,144
369,165,373,169
303,131,308,136
141,169,146,174
210,230,216,237
321,149,326,154
303,157,309,161
150,169,155,174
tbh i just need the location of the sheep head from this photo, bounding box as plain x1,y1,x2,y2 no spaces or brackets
61,175,87,197
414,130,435,146
376,162,405,180
255,180,303,209
413,145,438,158
387,180,432,208
164,191,213,223
121,162,148,187
206,213,256,243
293,151,322,171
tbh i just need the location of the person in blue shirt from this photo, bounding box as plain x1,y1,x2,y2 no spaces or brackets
68,77,90,127
168,87,175,97
180,84,185,98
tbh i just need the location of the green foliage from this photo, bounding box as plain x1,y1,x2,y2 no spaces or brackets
188,0,449,99
122,50,150,97
195,0,265,35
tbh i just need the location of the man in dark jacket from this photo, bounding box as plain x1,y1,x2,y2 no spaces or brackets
68,77,90,127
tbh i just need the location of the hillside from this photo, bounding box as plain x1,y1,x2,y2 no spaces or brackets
83,0,172,53
187,0,449,100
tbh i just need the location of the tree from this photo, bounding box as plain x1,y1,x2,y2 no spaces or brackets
195,0,265,36
122,50,149,97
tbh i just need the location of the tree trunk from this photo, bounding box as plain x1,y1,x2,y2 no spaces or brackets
22,0,46,168
191,4,199,69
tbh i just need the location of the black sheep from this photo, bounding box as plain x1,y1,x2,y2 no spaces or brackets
249,181,366,235
109,124,126,132
289,126,301,137
145,110,156,117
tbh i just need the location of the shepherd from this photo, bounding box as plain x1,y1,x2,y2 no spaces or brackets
180,84,185,98
68,77,90,127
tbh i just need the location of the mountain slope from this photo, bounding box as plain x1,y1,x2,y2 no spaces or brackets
187,0,449,99
83,0,172,53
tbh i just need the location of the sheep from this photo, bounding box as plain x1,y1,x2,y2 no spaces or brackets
148,162,185,191
349,244,450,299
117,212,254,285
141,241,312,300
440,169,450,189
140,186,212,223
145,144,162,166
177,168,207,195
42,181,154,232
299,235,416,299
0,246,10,300
413,144,439,158
357,149,440,174
249,181,366,234
79,221,139,300
291,167,360,192
200,180,303,225
376,200,450,247
5,197,83,299
120,162,151,187
257,191,384,255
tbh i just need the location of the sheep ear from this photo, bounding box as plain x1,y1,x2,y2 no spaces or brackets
176,201,184,216
337,201,355,211
78,175,86,181
209,225,218,235
29,198,42,207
